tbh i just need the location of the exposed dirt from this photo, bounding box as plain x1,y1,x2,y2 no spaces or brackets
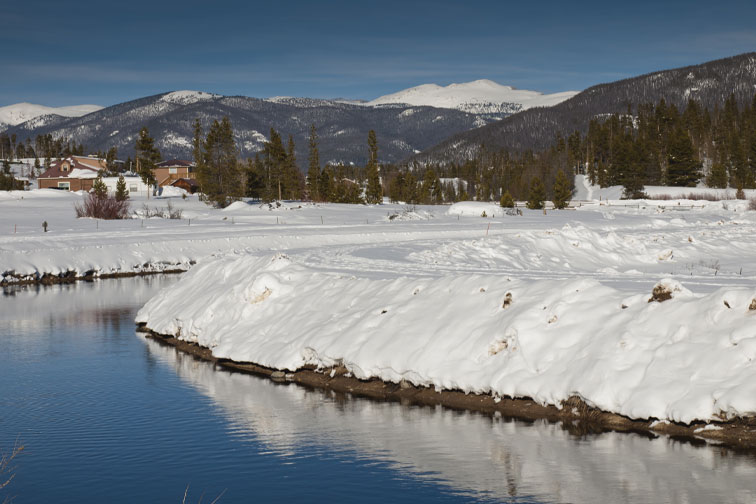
138,325,756,451
1,268,187,287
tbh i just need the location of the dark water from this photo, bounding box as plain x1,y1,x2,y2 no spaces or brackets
1,278,756,504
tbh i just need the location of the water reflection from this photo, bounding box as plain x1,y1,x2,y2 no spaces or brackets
1,277,173,331
143,339,756,504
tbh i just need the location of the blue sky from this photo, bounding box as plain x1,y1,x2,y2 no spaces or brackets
2,0,755,107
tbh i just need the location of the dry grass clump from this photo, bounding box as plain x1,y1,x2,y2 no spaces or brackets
648,192,729,201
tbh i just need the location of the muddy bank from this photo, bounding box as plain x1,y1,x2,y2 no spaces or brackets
138,325,756,450
1,264,189,287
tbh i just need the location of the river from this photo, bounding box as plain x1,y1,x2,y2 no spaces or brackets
1,277,755,503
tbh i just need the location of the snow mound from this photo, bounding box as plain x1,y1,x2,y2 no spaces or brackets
137,253,756,424
447,201,515,217
157,186,189,198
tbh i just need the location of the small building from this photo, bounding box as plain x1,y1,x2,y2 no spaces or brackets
37,156,107,191
102,176,150,196
169,177,199,194
153,159,195,187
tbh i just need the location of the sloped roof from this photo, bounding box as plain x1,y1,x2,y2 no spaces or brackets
156,159,194,168
38,156,105,179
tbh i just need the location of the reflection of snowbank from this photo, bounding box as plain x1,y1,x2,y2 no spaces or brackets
144,337,756,504
1,276,178,331
138,254,756,424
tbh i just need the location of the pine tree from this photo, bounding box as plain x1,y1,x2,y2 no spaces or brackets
499,190,515,208
197,117,242,207
284,135,301,200
552,170,572,208
526,177,545,210
263,128,287,202
667,126,700,187
365,130,382,204
135,127,161,196
245,154,265,199
115,174,129,201
92,176,108,199
105,147,118,174
707,162,728,189
319,165,333,202
192,119,204,169
307,124,320,201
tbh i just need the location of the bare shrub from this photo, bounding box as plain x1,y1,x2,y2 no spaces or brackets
139,201,183,219
748,198,756,211
165,200,182,219
74,193,130,219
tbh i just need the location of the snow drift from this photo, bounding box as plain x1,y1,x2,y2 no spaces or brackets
137,253,756,425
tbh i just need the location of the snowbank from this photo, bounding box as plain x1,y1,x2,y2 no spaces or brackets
447,201,518,217
137,253,756,424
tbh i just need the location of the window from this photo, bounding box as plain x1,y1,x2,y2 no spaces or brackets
58,182,70,190
169,167,178,174
129,185,138,192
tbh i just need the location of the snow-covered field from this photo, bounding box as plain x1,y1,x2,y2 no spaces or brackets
4,184,756,425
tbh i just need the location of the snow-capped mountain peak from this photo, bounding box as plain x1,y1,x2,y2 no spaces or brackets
368,79,579,117
160,90,221,105
0,102,103,131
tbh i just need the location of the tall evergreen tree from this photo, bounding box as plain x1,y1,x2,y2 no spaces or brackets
307,124,320,201
135,127,161,197
115,174,129,201
263,128,287,202
527,177,546,210
192,119,204,173
244,154,265,199
197,117,242,207
92,176,108,199
707,161,728,188
284,135,301,200
666,126,700,187
552,170,572,208
365,130,382,204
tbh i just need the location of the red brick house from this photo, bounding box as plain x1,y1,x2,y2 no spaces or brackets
37,156,107,191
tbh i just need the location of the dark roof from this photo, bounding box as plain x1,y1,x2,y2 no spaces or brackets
170,177,199,188
156,159,194,168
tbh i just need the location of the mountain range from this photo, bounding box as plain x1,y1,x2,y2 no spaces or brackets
3,52,755,168
368,79,578,120
1,81,575,166
413,52,756,164
0,103,102,132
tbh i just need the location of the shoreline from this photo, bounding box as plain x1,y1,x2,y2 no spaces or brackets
1,267,188,287
138,325,756,451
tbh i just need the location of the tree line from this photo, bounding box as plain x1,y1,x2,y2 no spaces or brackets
383,91,756,203
190,118,382,207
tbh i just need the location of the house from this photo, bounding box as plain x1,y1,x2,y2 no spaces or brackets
37,156,107,191
103,176,149,196
153,159,195,187
169,177,199,194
